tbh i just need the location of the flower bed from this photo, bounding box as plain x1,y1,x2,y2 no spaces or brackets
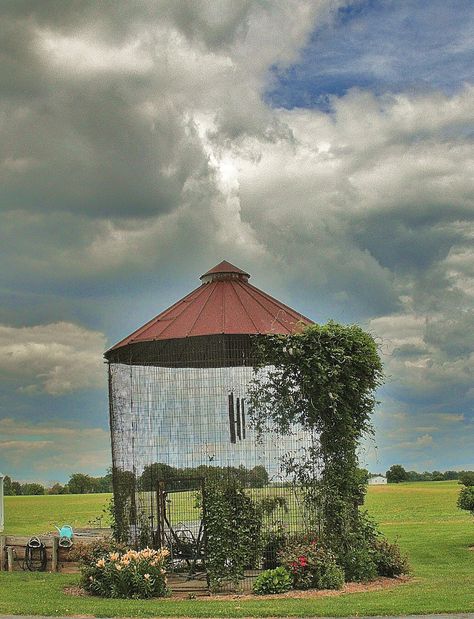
80,547,169,599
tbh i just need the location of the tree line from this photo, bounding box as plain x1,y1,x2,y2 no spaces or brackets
6,463,469,495
139,463,269,490
2,464,269,496
385,464,474,484
2,472,113,496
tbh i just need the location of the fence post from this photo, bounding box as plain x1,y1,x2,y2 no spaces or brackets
0,473,4,534
0,536,4,571
7,546,13,572
52,536,59,572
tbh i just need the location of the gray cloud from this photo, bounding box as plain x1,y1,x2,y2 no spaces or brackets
0,418,110,482
0,1,473,478
0,322,106,395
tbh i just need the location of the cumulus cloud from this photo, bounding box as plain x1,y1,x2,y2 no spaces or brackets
1,1,472,318
0,418,110,480
369,307,474,408
0,1,473,476
0,322,107,395
364,404,473,472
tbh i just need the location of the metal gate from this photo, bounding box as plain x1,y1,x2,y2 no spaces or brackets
155,477,206,580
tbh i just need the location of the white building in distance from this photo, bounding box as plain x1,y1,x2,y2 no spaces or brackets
368,475,387,485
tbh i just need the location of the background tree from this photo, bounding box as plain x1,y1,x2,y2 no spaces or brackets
3,475,13,496
386,464,409,483
67,473,98,494
21,482,45,495
139,463,176,491
11,481,22,495
96,472,113,493
247,465,269,488
47,482,69,495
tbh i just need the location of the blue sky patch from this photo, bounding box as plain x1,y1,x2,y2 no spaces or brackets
267,0,474,109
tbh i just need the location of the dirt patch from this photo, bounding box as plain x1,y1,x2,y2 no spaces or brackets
64,576,409,601
64,586,90,597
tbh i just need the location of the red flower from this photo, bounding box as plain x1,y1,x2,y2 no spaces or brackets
298,556,308,567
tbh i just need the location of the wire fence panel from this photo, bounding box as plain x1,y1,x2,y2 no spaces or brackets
108,336,317,590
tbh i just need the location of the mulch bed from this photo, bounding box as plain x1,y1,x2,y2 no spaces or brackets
64,575,410,601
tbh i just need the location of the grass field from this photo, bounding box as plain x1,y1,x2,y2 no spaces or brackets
2,492,111,535
1,481,474,617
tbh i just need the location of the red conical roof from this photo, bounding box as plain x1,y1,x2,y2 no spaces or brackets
200,260,250,281
108,261,313,352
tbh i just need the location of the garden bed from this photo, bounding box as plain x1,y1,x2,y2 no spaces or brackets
65,575,410,600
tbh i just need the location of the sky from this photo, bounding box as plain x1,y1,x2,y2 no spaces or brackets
0,0,473,484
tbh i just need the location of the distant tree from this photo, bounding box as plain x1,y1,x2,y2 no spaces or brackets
11,481,22,495
431,470,444,481
443,470,460,481
47,483,69,495
247,465,269,488
140,463,176,491
386,464,409,484
96,471,113,493
67,473,97,494
21,482,45,495
3,475,13,496
459,472,474,487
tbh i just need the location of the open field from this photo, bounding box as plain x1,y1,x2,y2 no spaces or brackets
1,481,474,616
2,493,112,535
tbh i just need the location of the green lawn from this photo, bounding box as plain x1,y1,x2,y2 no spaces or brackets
2,493,112,535
1,481,474,617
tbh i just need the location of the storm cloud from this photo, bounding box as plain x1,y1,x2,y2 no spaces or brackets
0,0,473,480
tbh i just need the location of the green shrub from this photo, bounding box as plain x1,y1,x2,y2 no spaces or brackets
459,472,474,487
252,567,293,595
317,563,346,590
279,538,345,590
262,529,287,569
458,486,474,514
205,478,262,591
330,511,378,583
373,538,409,577
335,512,408,581
81,547,169,599
342,545,378,583
70,537,127,564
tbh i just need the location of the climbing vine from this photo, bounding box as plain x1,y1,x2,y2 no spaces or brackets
248,322,384,576
204,477,263,591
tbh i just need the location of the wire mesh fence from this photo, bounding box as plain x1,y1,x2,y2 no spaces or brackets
107,335,317,590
